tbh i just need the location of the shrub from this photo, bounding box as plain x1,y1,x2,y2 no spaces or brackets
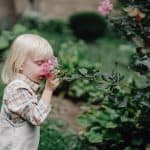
19,15,70,34
0,24,28,60
69,12,107,42
76,0,150,149
18,15,42,30
39,119,92,150
77,81,150,150
43,19,69,34
53,40,102,100
0,35,9,60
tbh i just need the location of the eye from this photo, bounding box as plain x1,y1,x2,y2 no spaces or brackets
37,62,43,65
34,60,43,66
33,59,48,66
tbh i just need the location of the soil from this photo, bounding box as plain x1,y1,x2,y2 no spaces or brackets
48,95,84,132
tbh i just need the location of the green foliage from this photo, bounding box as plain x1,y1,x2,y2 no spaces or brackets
53,40,109,102
19,15,70,34
0,36,9,59
0,24,28,60
78,107,120,144
42,19,69,34
39,119,92,150
0,14,149,149
0,36,9,50
58,41,86,71
77,82,150,149
18,15,43,30
59,69,124,103
68,79,95,101
75,0,150,148
0,83,5,108
12,24,28,35
130,49,150,77
111,0,150,48
69,12,107,42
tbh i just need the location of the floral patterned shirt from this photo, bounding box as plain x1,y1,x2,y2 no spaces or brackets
1,73,51,126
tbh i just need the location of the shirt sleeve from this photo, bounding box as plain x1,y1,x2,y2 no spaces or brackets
6,88,52,126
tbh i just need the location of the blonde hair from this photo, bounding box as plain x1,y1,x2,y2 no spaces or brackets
1,33,53,84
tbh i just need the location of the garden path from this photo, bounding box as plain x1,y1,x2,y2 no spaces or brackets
48,95,84,132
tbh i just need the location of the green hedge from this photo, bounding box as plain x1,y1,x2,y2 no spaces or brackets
69,12,107,42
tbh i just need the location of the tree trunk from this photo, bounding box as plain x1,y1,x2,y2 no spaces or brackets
0,0,18,28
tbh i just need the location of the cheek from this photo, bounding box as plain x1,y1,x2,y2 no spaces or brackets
31,64,40,72
35,65,43,73
22,63,30,74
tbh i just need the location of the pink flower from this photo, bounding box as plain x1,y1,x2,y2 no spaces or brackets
98,0,113,16
41,56,58,78
48,56,58,66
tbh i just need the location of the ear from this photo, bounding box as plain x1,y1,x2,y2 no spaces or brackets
20,67,23,71
19,67,23,73
19,63,24,71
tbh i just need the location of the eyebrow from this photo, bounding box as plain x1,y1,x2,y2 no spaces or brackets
33,59,47,62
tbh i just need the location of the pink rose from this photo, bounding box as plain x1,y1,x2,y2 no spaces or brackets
41,56,58,78
98,0,113,16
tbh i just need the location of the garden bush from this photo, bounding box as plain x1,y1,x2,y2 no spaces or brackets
19,15,70,34
69,12,107,42
18,15,43,30
43,19,69,34
0,24,28,60
39,119,92,150
76,0,150,149
77,80,150,150
54,40,103,101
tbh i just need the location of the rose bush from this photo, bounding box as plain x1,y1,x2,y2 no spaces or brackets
76,0,150,149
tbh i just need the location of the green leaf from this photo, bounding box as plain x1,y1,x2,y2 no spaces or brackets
105,122,117,128
120,116,129,122
0,36,9,49
101,73,110,81
104,106,119,119
102,130,121,141
124,146,133,150
85,127,103,143
71,74,80,80
77,113,95,127
118,98,128,108
146,144,150,150
12,24,28,35
78,68,88,75
141,101,150,108
132,138,143,146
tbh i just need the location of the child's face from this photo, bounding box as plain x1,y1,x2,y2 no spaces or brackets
21,57,48,83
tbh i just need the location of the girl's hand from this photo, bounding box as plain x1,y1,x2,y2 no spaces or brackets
44,72,59,91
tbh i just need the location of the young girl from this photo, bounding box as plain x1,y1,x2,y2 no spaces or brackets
0,34,59,150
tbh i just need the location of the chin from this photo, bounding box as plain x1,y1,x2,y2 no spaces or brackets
39,75,45,80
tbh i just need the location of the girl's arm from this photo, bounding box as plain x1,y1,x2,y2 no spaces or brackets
6,78,59,126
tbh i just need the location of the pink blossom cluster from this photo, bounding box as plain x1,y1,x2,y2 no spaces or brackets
41,56,58,78
98,0,113,16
